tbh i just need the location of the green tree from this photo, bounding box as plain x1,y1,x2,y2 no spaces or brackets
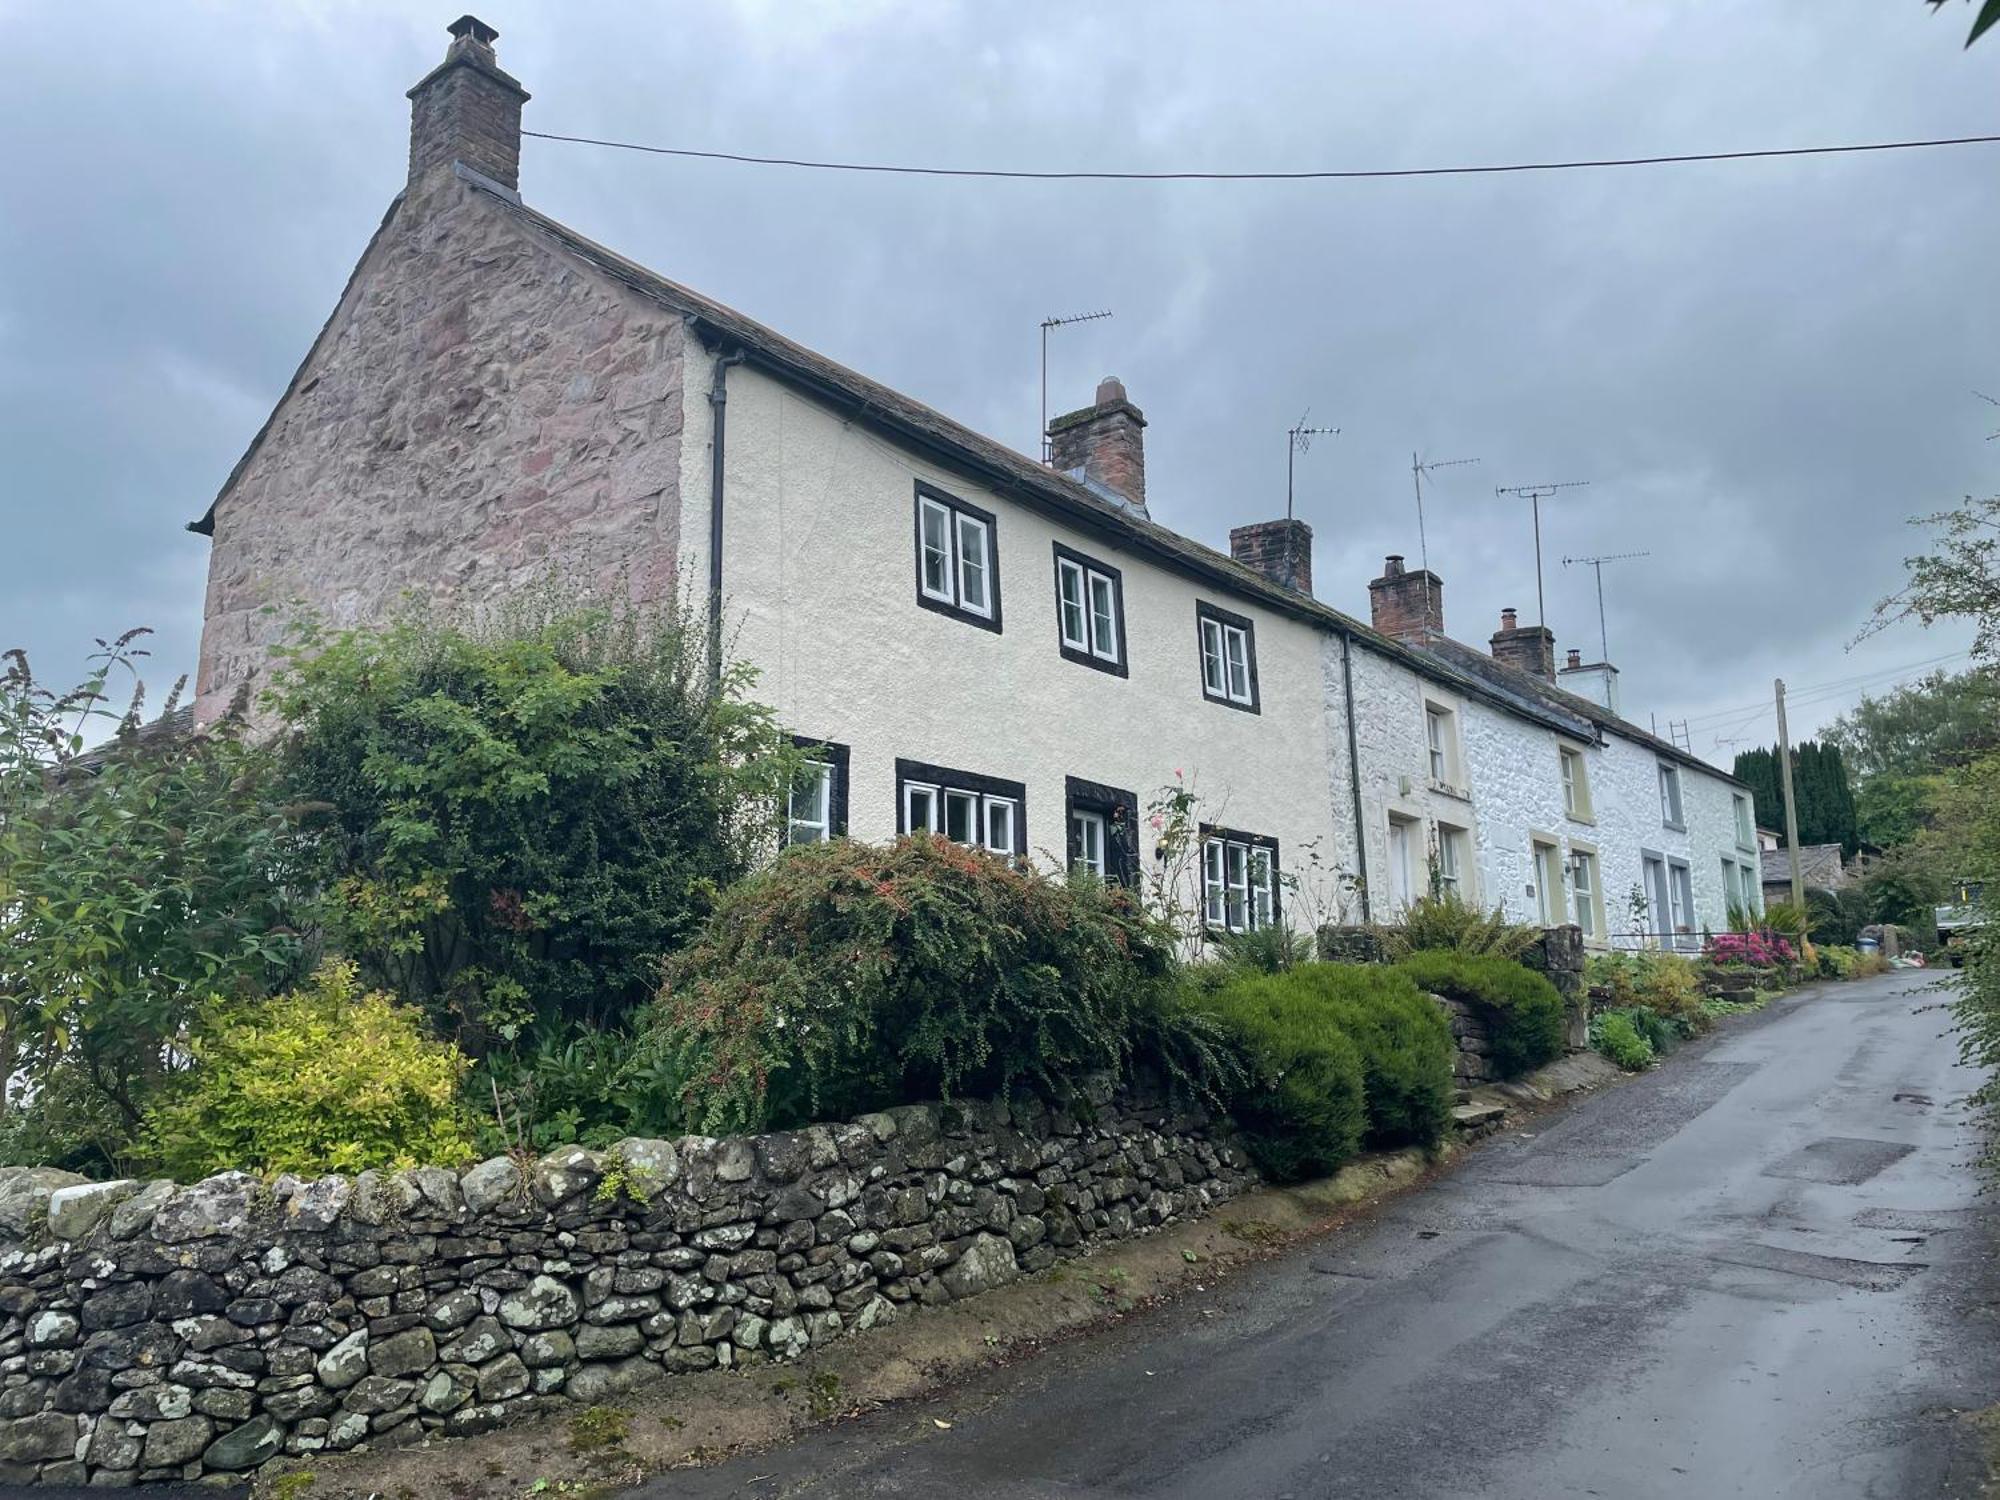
1733,745,1782,834
0,635,306,1170
1825,668,2000,848
1732,740,1857,855
272,590,798,1052
1929,0,2000,47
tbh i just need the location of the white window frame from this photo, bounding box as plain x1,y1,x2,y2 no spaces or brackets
1659,763,1685,829
1668,860,1695,949
915,486,1000,628
1425,702,1459,787
983,796,1017,855
1196,604,1258,710
787,759,834,846
1071,808,1108,879
1571,847,1600,940
1202,830,1278,934
1387,815,1417,914
1533,837,1564,926
1560,745,1591,821
1733,792,1755,850
1055,547,1123,668
1435,823,1466,897
904,781,940,835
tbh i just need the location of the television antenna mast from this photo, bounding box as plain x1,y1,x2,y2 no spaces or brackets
1976,389,2000,441
1286,410,1340,521
1411,453,1480,629
1040,310,1113,463
1561,549,1650,663
1495,480,1591,629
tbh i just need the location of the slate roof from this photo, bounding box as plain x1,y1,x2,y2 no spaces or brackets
1761,843,1849,890
187,163,1734,775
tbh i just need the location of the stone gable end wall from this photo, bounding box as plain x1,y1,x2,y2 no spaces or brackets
0,1085,1250,1486
196,174,690,721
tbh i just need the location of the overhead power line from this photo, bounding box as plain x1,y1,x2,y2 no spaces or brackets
521,128,2000,184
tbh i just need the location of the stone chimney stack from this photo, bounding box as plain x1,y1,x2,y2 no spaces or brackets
1489,607,1558,680
1368,554,1444,642
1558,650,1622,715
407,15,530,191
1230,519,1314,595
1049,377,1148,517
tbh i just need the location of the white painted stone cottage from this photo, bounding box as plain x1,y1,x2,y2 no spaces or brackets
191,18,1755,951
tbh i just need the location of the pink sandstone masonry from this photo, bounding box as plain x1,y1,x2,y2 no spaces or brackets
195,170,689,721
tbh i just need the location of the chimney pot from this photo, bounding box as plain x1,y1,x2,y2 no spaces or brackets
1383,554,1406,577
407,13,530,192
1500,607,1518,630
1566,648,1582,669
1049,376,1148,517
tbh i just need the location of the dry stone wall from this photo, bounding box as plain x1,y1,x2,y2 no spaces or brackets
0,1082,1251,1486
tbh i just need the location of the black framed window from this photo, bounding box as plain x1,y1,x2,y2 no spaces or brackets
914,483,1002,633
786,738,850,845
1196,601,1260,713
1065,776,1139,886
1199,824,1280,933
1051,543,1128,677
896,757,1026,856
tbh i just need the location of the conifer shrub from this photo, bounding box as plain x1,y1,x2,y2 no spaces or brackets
1394,951,1565,1078
1191,976,1366,1181
644,836,1207,1135
1195,964,1454,1150
142,961,476,1179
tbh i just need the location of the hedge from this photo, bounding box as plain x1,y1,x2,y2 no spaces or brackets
1393,951,1565,1078
1191,977,1366,1181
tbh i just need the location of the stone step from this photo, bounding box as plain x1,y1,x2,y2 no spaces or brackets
1451,1101,1507,1133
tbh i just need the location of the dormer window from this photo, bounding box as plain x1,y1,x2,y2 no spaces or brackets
914,484,1002,632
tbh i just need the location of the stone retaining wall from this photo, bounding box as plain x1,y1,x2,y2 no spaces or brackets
0,1081,1251,1486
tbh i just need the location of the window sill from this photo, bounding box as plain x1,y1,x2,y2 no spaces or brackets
1202,691,1262,716
1566,811,1596,827
916,592,1003,634
1428,777,1473,802
1661,820,1687,834
1059,642,1128,678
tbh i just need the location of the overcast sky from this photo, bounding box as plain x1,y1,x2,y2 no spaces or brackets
2,0,1993,763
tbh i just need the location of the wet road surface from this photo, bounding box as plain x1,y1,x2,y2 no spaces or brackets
630,969,2000,1499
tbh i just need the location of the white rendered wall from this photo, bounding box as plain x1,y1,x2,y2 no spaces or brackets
704,363,1345,921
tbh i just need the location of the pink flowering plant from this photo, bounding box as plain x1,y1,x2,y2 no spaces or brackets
1705,930,1795,968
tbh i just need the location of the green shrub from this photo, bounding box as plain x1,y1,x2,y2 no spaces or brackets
1383,892,1540,961
1187,976,1366,1180
142,961,476,1179
1816,944,1860,980
1584,950,1709,1036
1394,951,1565,1078
1592,1009,1654,1070
644,836,1197,1134
1211,924,1316,976
271,590,798,1052
1192,964,1452,1150
469,1024,687,1156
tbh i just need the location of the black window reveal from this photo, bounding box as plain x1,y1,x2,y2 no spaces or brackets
896,758,1026,856
1064,776,1140,886
1195,601,1260,713
1051,542,1129,677
785,738,850,845
1199,824,1280,933
914,483,1003,633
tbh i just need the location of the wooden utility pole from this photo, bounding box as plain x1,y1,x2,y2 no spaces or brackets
1775,678,1804,908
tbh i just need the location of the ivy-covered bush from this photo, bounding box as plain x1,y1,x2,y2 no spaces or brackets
272,592,798,1051
1394,951,1565,1078
142,961,476,1179
644,836,1204,1134
1195,965,1452,1149
1189,975,1366,1181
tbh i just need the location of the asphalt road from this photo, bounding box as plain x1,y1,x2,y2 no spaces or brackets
630,969,2000,1500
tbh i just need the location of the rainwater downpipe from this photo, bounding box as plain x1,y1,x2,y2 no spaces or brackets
707,346,746,690
1340,628,1372,924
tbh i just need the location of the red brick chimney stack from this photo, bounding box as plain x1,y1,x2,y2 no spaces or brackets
407,15,530,191
1489,606,1558,680
1048,377,1148,517
1230,519,1314,595
1368,554,1445,642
